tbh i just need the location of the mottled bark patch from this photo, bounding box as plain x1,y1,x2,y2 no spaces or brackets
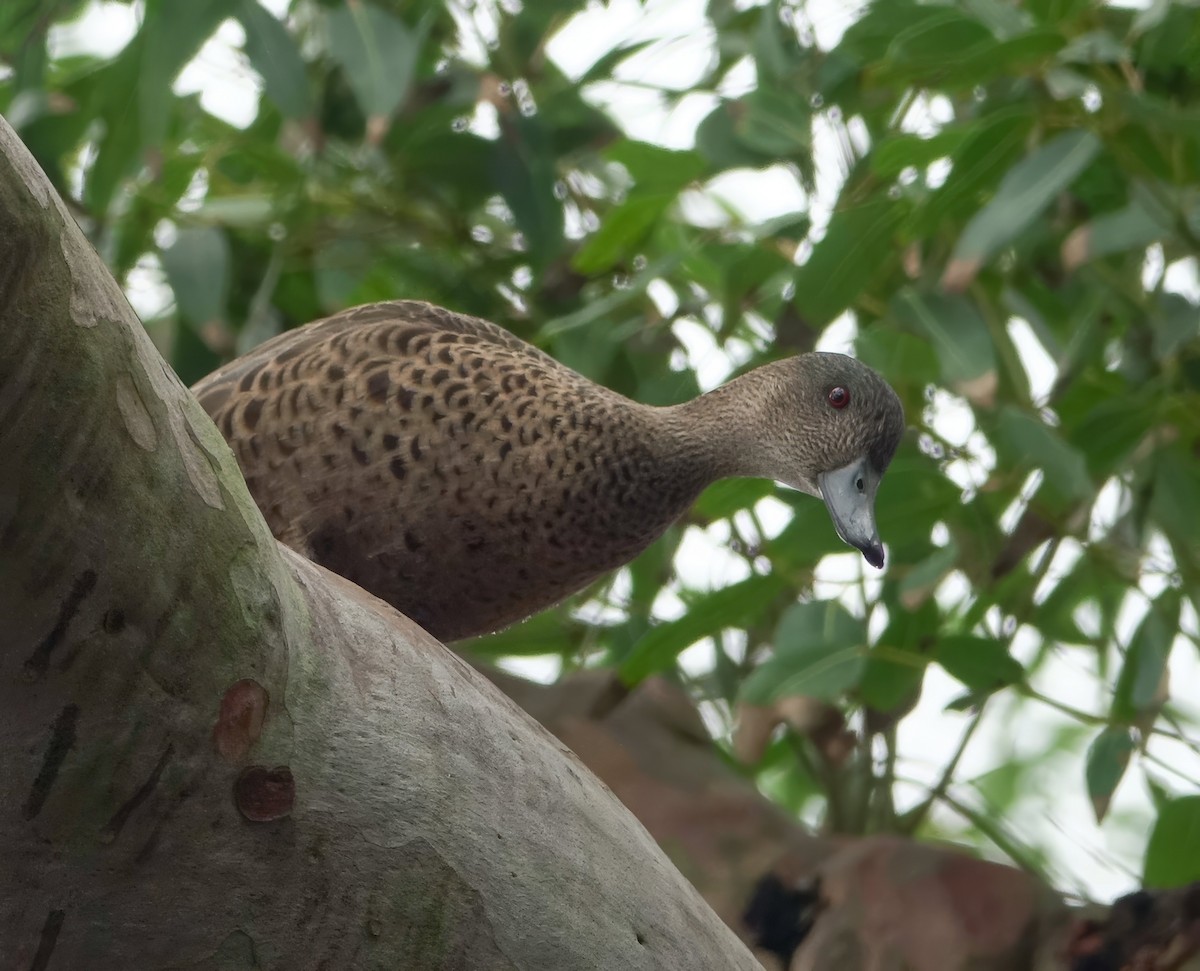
29,909,65,971
102,607,125,634
100,743,174,844
115,373,157,451
213,678,270,762
23,569,96,680
235,765,295,821
23,704,79,820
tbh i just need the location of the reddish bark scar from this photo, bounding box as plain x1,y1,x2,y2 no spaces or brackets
213,679,269,762
235,765,295,822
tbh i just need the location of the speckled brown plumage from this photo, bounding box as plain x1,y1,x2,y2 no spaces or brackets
194,301,904,641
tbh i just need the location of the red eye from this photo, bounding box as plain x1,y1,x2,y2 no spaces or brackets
828,386,850,409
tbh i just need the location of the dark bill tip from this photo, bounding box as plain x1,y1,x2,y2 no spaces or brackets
859,540,885,570
818,458,885,570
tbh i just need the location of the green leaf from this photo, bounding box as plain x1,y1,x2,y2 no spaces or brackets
111,147,205,275
891,288,996,399
492,114,565,269
1058,29,1127,64
1145,773,1173,815
995,406,1094,505
576,40,657,84
605,142,706,194
196,194,276,227
1043,66,1092,100
1035,556,1120,647
1120,91,1200,144
834,0,948,66
625,529,683,616
1062,183,1180,271
459,610,577,658
878,26,1063,90
961,0,1037,38
936,635,1024,693
170,311,222,386
619,573,786,682
897,542,960,610
767,498,847,569
572,194,672,275
237,0,311,119
696,101,780,171
716,244,795,327
1025,0,1093,24
1144,796,1200,888
751,212,813,243
692,479,777,522
6,91,55,132
855,324,940,388
754,0,797,82
541,252,685,337
734,89,812,158
0,0,70,54
161,227,231,326
141,0,238,145
872,130,970,178
1136,4,1200,71
82,55,146,215
1150,293,1200,362
1149,447,1200,568
885,10,994,67
1112,594,1179,723
326,3,421,120
547,313,629,380
873,449,963,559
625,338,703,405
757,736,822,813
314,237,369,310
792,197,907,327
741,601,867,703
858,598,937,713
1066,395,1154,480
945,130,1101,282
1085,726,1135,824
913,107,1033,238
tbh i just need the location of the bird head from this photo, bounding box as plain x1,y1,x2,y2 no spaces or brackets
757,353,905,569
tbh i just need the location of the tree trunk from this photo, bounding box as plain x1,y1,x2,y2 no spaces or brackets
0,115,758,971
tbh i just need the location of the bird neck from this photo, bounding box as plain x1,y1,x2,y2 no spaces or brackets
655,359,797,486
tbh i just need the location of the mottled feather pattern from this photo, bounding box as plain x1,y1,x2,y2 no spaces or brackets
196,302,709,639
195,300,904,641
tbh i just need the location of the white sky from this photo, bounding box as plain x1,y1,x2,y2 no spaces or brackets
45,0,1200,902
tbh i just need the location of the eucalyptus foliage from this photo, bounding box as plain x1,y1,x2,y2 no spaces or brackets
5,0,1199,896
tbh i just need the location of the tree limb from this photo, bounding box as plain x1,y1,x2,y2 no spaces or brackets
0,114,758,971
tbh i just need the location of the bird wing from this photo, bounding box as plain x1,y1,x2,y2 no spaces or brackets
192,299,559,416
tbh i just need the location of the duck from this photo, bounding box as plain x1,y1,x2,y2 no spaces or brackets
193,301,905,642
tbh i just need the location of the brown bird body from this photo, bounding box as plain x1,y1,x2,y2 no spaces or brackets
194,301,904,641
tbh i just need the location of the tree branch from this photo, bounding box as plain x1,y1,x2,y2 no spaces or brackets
0,113,757,971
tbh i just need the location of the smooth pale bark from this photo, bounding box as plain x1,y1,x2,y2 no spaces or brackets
0,114,759,970
482,668,1076,971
